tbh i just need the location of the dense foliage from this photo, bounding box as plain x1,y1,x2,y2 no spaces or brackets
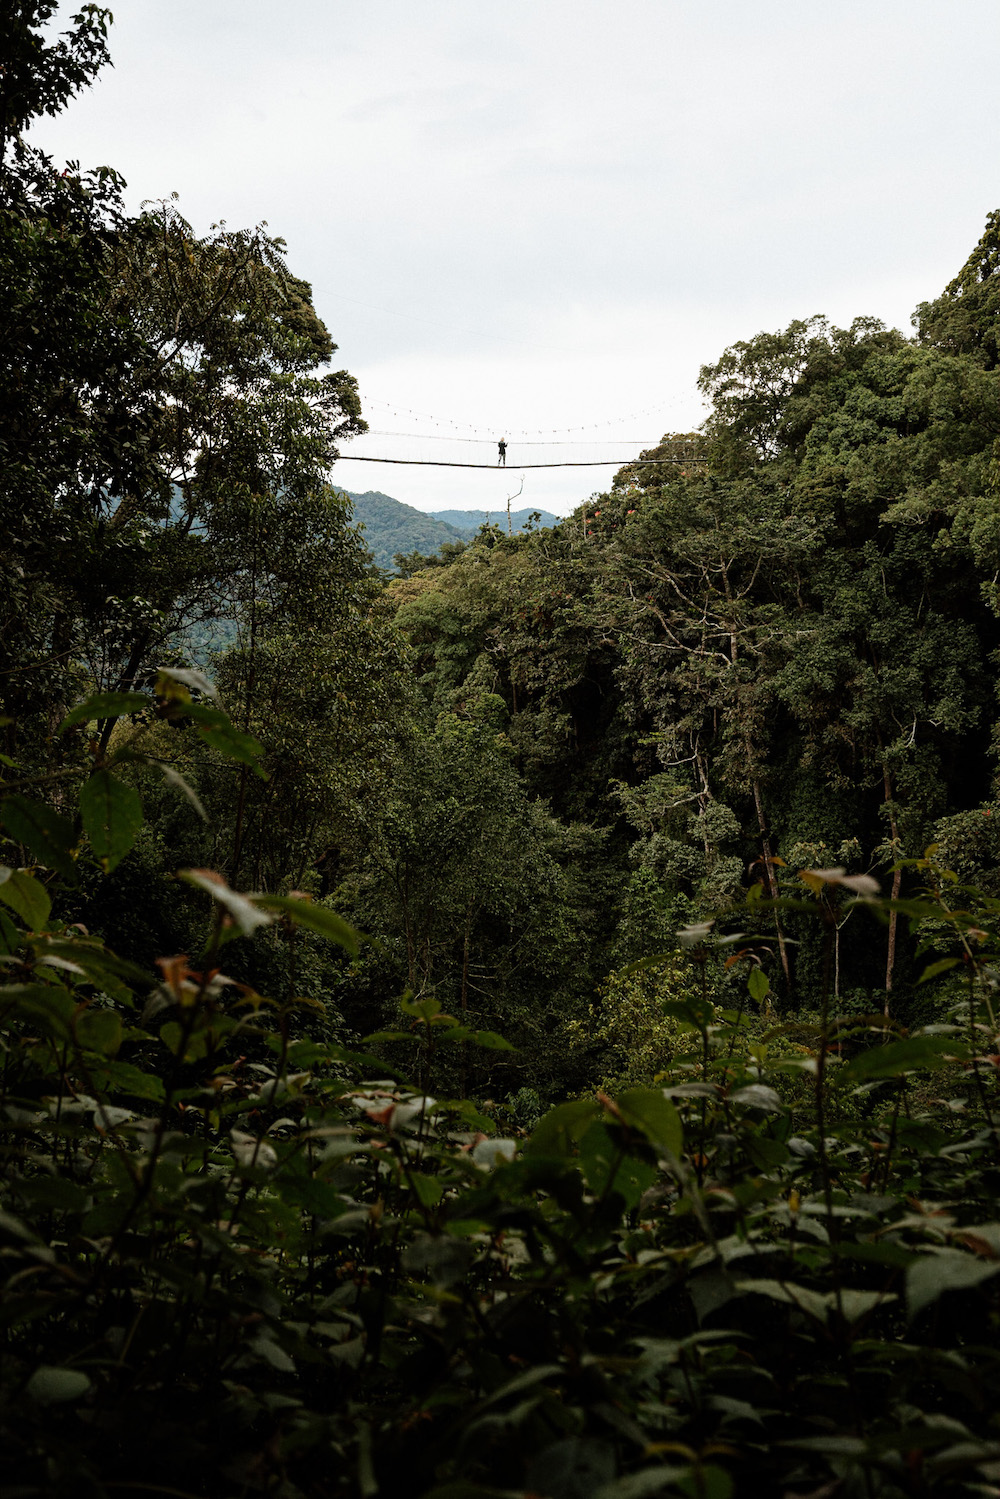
5,9,1000,1497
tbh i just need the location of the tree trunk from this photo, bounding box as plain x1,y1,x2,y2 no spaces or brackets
883,765,902,1014
398,875,416,990
231,538,260,885
459,907,472,1098
750,772,791,991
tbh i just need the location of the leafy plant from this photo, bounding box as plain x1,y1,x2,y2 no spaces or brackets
5,717,1000,1497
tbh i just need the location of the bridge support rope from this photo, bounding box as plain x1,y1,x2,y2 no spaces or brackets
338,455,699,470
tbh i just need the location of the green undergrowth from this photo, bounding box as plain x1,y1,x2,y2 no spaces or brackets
3,699,1000,1497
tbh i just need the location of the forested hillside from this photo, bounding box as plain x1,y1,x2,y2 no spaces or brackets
341,493,562,573
430,507,561,533
5,9,1000,1497
339,490,469,571
386,297,1000,1020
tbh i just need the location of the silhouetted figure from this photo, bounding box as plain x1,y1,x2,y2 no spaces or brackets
498,439,507,466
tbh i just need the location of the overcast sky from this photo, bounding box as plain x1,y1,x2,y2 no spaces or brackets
32,0,1000,517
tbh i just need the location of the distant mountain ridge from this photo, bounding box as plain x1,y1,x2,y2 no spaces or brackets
336,489,560,572
430,508,560,532
334,490,467,571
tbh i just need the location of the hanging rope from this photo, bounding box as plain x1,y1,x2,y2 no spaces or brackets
338,455,699,470
363,431,664,445
360,396,691,438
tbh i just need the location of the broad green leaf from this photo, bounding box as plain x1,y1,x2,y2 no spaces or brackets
730,1084,783,1113
29,936,146,990
198,722,268,777
917,956,962,984
180,868,272,936
0,983,77,1040
94,1103,135,1130
579,1121,656,1207
0,866,51,929
471,1138,518,1169
768,1054,819,1076
468,1029,517,1052
79,770,143,872
526,1099,601,1158
75,1008,122,1056
836,1034,971,1086
59,692,149,731
400,993,448,1022
410,1172,444,1207
748,967,770,1002
745,1134,791,1170
160,1020,213,1062
837,1241,915,1271
26,1366,92,1404
475,1363,565,1410
0,796,77,880
32,953,84,981
889,898,962,922
836,1288,897,1324
180,702,227,728
231,1130,279,1171
254,893,361,954
155,665,217,699
954,1222,1000,1256
615,1088,683,1157
907,1249,1000,1320
623,950,680,975
436,1025,516,1051
100,1061,165,1101
733,1277,830,1323
662,997,715,1029
183,704,267,777
249,1334,295,1373
677,921,715,947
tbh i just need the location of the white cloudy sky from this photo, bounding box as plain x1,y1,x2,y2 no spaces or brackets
32,0,1000,518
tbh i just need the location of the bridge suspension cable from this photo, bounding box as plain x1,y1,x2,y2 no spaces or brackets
338,455,701,470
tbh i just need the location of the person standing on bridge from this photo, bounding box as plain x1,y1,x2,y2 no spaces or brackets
498,438,507,466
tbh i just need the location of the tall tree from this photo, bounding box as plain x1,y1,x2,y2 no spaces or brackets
75,200,367,720
915,209,1000,368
